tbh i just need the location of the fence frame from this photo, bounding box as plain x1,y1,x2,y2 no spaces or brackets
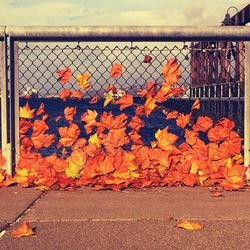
0,26,11,173
1,26,250,178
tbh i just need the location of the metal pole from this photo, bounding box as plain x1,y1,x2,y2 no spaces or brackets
5,26,250,41
0,31,11,174
9,38,19,173
244,42,250,180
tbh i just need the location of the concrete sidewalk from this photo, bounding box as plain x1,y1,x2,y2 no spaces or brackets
0,186,250,250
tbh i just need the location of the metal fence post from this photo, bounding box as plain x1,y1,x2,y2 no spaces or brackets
9,38,20,174
245,41,250,180
0,31,11,174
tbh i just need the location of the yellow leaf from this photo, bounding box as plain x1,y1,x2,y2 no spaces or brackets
76,72,91,89
190,162,198,174
20,102,35,119
89,133,101,147
104,92,114,107
65,160,83,179
176,220,204,230
16,168,29,177
224,158,233,169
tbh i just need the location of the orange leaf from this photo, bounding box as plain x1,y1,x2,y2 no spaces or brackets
81,109,98,134
176,220,204,230
144,96,157,117
58,123,80,147
106,84,117,94
20,102,35,119
32,120,49,136
59,89,71,101
191,100,200,111
166,110,178,120
162,58,181,84
176,113,191,129
185,129,198,146
89,95,99,104
76,72,91,89
110,63,122,78
98,156,115,175
31,134,55,150
210,191,223,197
64,107,77,122
57,67,72,83
36,103,45,116
115,94,133,110
70,90,83,100
193,116,213,132
128,116,145,131
11,221,35,238
155,127,178,151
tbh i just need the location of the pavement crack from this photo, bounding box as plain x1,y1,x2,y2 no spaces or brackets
0,190,48,237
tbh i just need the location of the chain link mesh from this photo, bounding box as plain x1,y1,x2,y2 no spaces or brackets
15,40,245,157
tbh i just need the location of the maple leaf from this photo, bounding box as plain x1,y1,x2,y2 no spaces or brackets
32,120,49,136
144,96,157,117
88,133,101,148
31,134,55,149
20,119,32,137
57,67,72,83
98,156,115,175
59,89,71,101
106,84,117,94
102,129,129,155
70,90,83,100
193,116,213,132
166,110,178,120
103,92,114,107
81,109,98,134
20,102,35,119
64,107,77,122
36,103,45,116
65,160,83,179
115,94,133,110
11,221,36,238
110,63,122,78
191,100,200,111
176,220,204,230
76,72,91,89
210,190,223,197
58,123,80,147
176,113,191,129
207,125,231,143
185,129,199,146
155,128,178,151
89,95,98,104
128,116,145,131
162,58,181,85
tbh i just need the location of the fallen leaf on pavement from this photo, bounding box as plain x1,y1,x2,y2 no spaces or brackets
11,221,36,238
176,220,204,230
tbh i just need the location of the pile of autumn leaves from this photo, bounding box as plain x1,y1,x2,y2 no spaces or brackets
0,59,247,191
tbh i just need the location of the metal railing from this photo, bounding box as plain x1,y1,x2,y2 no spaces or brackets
0,26,249,178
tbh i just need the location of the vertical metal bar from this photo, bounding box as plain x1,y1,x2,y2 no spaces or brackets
244,42,250,180
14,42,19,165
9,38,19,173
0,32,11,174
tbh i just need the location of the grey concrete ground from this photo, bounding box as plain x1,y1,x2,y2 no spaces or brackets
0,186,250,250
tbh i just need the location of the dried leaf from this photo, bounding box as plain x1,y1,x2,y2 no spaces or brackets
110,63,122,78
57,67,72,83
176,220,204,230
11,221,35,238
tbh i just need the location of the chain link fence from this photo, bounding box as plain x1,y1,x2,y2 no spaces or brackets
15,39,245,158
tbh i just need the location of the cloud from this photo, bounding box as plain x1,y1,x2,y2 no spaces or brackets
0,0,249,26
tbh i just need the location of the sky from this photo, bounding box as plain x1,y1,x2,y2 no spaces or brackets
0,0,249,26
